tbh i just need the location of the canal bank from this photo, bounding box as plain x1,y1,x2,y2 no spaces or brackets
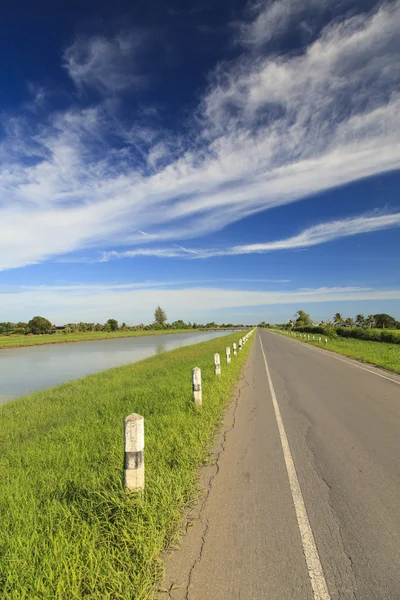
0,331,254,600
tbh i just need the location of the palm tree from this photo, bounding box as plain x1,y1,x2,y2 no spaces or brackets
333,312,344,326
355,313,365,327
366,314,376,328
345,317,354,328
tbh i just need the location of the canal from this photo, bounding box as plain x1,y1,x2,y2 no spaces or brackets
0,330,237,403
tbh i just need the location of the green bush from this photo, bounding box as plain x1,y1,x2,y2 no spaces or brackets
336,327,400,344
293,325,400,344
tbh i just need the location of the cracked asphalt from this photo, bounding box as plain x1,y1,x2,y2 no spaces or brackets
155,329,400,600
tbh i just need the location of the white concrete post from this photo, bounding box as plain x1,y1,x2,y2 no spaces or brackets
214,353,221,376
192,367,202,405
312,335,315,341
239,338,243,350
233,343,237,356
124,413,145,491
325,338,328,345
308,335,310,340
319,337,321,343
226,346,231,364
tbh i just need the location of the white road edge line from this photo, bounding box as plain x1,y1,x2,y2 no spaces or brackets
259,335,331,600
276,332,400,386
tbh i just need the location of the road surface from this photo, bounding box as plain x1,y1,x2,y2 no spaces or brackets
156,329,400,600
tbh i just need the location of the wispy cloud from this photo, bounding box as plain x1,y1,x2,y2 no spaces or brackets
14,277,290,293
100,211,400,260
0,3,400,270
1,283,399,323
232,211,400,254
238,0,330,47
63,31,152,94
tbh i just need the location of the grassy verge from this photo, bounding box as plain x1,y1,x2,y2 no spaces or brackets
276,330,400,374
0,329,205,349
0,331,253,599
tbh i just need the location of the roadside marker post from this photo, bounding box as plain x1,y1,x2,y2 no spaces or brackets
124,414,145,492
214,353,221,376
239,338,243,351
325,338,328,345
233,343,237,356
226,347,231,364
192,367,202,406
319,337,321,343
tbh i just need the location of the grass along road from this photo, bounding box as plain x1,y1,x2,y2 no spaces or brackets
276,329,400,374
0,331,253,600
0,328,213,349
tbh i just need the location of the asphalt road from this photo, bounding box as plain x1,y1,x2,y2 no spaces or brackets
156,329,400,600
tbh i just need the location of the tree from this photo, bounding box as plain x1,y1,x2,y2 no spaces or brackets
373,313,396,329
106,319,118,331
28,316,52,334
295,310,311,327
344,317,354,328
0,322,15,334
366,314,376,328
172,319,186,329
355,314,365,327
154,306,167,326
333,313,344,326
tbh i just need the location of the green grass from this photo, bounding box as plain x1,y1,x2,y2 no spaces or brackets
0,331,253,599
278,330,400,374
0,329,205,349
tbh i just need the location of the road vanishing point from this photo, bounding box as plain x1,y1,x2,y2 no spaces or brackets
156,328,400,600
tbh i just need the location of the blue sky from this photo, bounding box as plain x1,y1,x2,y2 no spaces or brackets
1,0,399,324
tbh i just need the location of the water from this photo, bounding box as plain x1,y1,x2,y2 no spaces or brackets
0,330,237,404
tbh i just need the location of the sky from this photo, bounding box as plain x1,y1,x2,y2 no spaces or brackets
1,0,399,325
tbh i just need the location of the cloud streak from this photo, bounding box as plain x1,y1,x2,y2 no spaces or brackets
100,211,400,260
0,2,400,270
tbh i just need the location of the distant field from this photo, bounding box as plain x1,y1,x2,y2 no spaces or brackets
0,329,202,349
276,330,400,374
0,331,253,599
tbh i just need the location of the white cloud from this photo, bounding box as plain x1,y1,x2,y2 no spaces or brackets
232,211,400,253
1,283,399,323
63,31,150,94
238,0,330,47
0,3,400,270
100,211,400,260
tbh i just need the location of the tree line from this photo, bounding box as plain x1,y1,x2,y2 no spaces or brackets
263,310,400,345
288,310,400,330
0,307,246,336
